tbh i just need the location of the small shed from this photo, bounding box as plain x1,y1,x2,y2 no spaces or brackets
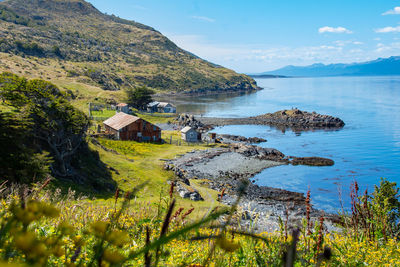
116,103,129,114
157,102,176,113
181,126,200,142
103,112,161,142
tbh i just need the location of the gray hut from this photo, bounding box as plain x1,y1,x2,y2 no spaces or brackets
181,126,200,142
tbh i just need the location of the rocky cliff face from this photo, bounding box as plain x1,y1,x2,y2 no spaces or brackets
0,0,258,94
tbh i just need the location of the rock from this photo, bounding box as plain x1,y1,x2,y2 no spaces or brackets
241,210,252,220
190,192,203,201
230,144,285,161
175,113,205,130
175,181,204,201
290,157,334,166
219,134,267,143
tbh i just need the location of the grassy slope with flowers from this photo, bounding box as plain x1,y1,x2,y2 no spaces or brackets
1,178,400,266
65,130,224,218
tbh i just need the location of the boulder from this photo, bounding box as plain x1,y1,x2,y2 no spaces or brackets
290,157,334,166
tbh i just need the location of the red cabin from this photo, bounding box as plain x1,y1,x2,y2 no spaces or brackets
103,112,161,142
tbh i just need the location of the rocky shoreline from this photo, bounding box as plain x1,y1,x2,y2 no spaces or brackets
165,144,339,232
161,109,344,232
197,108,345,131
154,86,263,98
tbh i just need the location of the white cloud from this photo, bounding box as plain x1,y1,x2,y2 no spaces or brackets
349,49,363,53
166,34,400,72
318,26,353,34
190,16,215,23
382,7,400,15
334,40,363,46
374,42,400,53
375,26,400,33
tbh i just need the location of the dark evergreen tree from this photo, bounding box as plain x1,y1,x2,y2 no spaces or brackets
0,72,89,178
0,111,51,183
125,86,154,110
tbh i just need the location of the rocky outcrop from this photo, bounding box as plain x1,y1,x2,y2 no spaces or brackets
289,156,334,166
175,113,209,131
167,180,204,201
229,144,286,161
176,182,203,201
252,109,345,128
197,109,345,131
218,134,266,143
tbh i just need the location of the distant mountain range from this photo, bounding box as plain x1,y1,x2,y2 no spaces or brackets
260,56,400,77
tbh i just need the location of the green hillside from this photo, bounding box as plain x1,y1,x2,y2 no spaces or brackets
0,0,258,109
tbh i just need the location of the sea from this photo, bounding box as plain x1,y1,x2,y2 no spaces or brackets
163,76,400,213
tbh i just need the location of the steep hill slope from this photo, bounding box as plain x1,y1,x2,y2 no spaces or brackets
262,56,400,77
0,0,258,108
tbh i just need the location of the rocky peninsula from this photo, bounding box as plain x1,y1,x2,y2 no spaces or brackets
197,108,345,131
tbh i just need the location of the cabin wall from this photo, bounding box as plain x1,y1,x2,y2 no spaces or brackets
115,119,161,142
182,130,198,142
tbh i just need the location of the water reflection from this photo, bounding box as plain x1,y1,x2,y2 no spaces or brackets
156,90,259,116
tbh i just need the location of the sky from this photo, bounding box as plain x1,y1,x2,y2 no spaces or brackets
88,0,400,73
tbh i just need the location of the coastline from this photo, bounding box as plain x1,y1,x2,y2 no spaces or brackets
154,86,263,98
164,141,340,232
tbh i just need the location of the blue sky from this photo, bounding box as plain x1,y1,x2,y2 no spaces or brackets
88,0,400,73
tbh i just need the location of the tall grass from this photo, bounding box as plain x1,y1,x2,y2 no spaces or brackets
0,178,399,266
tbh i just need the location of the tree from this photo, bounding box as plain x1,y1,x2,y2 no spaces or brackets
0,111,51,183
125,86,154,110
0,72,89,178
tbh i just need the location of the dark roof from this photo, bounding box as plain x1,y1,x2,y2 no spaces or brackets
103,112,140,131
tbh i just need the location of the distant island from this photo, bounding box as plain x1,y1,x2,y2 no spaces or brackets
259,56,400,77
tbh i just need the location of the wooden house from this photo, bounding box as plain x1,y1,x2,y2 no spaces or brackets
147,101,176,113
147,101,159,113
157,102,176,113
181,126,200,142
103,112,161,142
116,103,129,114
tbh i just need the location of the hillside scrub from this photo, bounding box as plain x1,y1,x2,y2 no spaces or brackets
0,0,258,94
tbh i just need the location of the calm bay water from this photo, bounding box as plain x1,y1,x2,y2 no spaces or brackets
167,76,400,212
